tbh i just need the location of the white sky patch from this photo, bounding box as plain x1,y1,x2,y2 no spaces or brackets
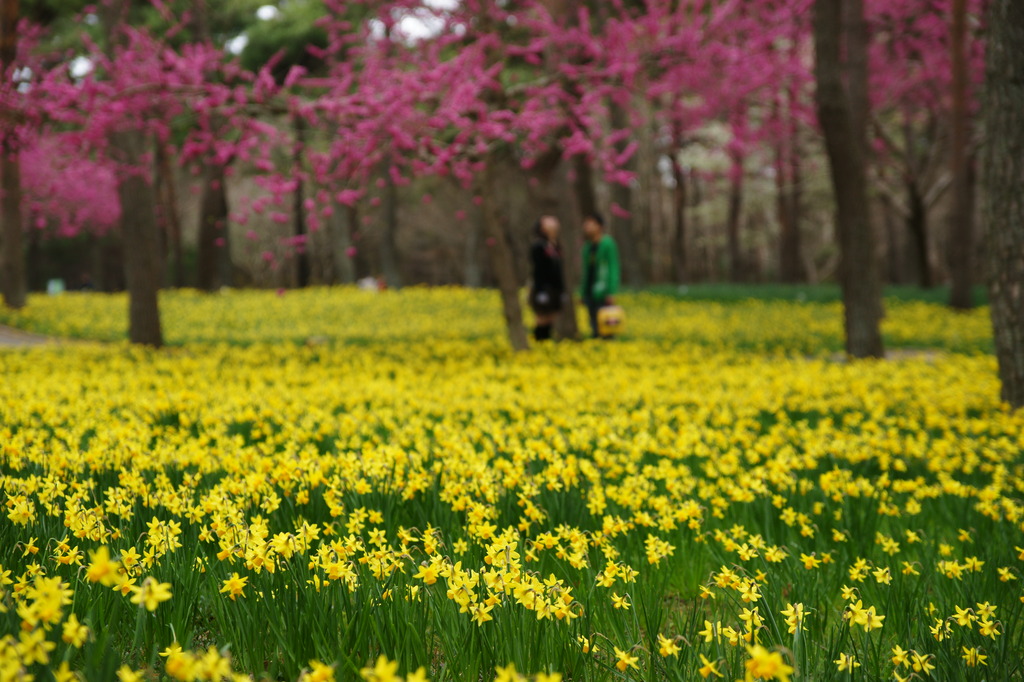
368,17,383,40
69,56,93,79
13,66,32,92
226,34,249,55
256,5,281,21
370,0,459,43
398,10,445,40
657,155,675,187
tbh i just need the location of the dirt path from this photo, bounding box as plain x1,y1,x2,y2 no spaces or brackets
0,325,53,347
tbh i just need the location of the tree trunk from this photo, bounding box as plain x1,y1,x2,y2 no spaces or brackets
327,200,356,285
814,0,884,358
292,115,310,288
104,0,161,345
571,155,606,335
636,109,658,283
727,154,745,282
480,160,529,351
194,0,209,43
553,163,582,340
948,0,975,309
0,137,25,309
775,138,796,283
778,97,806,283
111,129,163,347
608,102,645,287
843,0,869,148
781,33,806,284
671,153,688,282
96,233,125,291
377,175,402,289
571,154,598,222
881,195,905,284
904,177,932,287
464,203,484,288
155,143,185,288
196,162,231,291
191,0,235,292
23,211,40,289
0,0,25,309
983,0,1024,407
691,172,709,281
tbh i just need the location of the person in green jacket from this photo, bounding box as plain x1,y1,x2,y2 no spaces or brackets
579,212,621,338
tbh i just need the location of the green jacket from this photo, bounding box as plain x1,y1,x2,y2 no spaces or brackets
580,235,621,302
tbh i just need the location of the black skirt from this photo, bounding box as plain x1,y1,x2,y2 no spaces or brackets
530,239,564,315
529,288,563,315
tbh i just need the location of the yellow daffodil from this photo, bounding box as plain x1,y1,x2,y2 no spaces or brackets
613,647,639,672
129,577,172,612
220,573,248,600
834,653,859,672
745,645,793,681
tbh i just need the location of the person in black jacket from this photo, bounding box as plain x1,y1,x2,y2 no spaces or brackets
528,215,565,342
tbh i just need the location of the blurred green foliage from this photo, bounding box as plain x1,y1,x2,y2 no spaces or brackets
239,0,328,81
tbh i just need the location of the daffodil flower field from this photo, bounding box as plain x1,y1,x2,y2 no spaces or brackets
0,289,1020,682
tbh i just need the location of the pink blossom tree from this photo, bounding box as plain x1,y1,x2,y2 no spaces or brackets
866,0,985,291
21,1,272,343
3,0,995,353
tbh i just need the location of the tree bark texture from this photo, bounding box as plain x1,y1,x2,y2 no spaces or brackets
463,205,484,288
0,0,25,309
814,0,884,358
690,173,709,281
775,138,795,283
292,115,310,288
727,154,745,282
155,142,185,288
196,162,232,291
905,177,932,287
781,35,806,284
775,144,806,284
842,0,869,148
378,174,403,289
571,154,598,224
671,153,688,282
778,90,806,283
111,128,163,347
105,0,161,346
882,199,904,284
533,0,582,334
0,137,25,309
947,0,975,309
609,102,645,287
327,200,356,285
480,160,529,351
553,161,582,339
194,0,209,42
982,0,1024,407
94,234,125,291
571,155,605,335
